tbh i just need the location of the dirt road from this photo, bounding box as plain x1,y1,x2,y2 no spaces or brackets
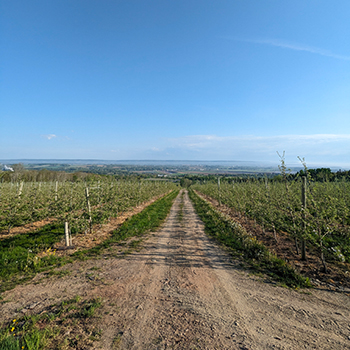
1,190,350,349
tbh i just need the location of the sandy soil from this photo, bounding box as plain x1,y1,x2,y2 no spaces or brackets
1,190,350,349
0,218,57,239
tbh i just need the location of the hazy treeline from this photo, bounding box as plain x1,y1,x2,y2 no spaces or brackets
0,164,178,183
179,168,350,185
0,164,113,183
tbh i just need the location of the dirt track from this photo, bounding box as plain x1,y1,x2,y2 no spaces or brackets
1,190,350,349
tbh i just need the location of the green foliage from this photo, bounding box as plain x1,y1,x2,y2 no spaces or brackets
192,174,350,268
0,178,177,233
180,178,192,188
0,224,64,292
80,298,102,318
0,179,178,292
0,336,20,350
189,190,310,288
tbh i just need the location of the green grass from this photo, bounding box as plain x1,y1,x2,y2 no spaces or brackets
72,189,179,260
189,190,311,288
0,224,67,293
47,269,71,278
0,190,179,293
0,296,102,350
177,191,185,225
80,298,102,318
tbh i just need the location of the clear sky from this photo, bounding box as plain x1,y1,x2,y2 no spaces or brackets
1,1,350,167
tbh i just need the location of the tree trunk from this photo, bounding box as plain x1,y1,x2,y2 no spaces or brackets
295,237,300,255
217,177,221,206
273,224,277,243
320,240,327,273
301,239,306,260
85,187,92,234
301,177,307,260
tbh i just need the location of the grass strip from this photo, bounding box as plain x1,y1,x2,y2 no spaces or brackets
189,190,311,288
0,224,67,292
0,296,103,350
0,190,179,293
72,189,179,259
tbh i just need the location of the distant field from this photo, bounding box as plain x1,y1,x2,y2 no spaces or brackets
1,159,287,176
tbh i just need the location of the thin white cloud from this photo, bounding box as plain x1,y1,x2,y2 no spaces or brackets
232,37,350,61
42,134,57,140
162,134,350,161
167,134,350,147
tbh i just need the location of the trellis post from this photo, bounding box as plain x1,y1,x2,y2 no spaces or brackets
85,187,92,233
301,176,307,260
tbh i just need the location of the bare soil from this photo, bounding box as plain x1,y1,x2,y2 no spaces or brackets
0,218,57,239
1,190,350,349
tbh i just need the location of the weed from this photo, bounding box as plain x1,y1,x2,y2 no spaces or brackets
0,296,103,350
112,331,124,349
80,298,102,318
89,267,100,271
48,269,71,278
128,239,143,249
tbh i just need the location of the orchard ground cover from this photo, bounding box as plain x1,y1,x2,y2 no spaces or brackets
192,178,350,289
0,178,178,293
0,296,103,350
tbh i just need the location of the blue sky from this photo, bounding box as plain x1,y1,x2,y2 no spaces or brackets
1,0,350,167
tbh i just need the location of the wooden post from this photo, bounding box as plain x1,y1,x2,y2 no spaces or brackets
55,181,58,201
18,181,24,198
70,184,73,209
65,222,70,246
85,187,92,233
97,180,101,203
138,180,141,205
70,229,73,246
301,176,307,260
217,177,221,206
